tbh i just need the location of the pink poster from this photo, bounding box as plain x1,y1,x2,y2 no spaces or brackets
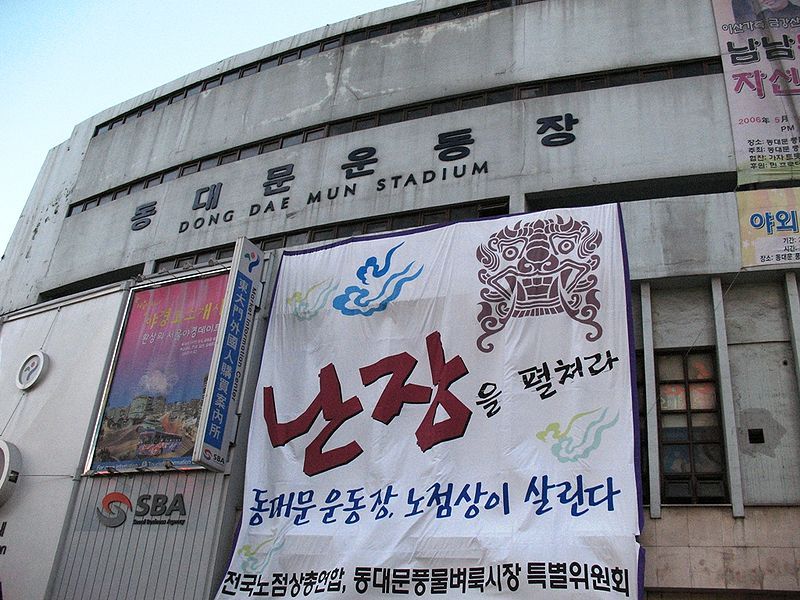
89,274,228,473
713,0,800,185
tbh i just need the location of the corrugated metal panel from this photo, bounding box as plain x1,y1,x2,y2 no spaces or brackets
51,470,227,600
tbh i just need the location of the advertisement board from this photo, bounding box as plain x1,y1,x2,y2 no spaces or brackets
737,186,800,266
220,205,642,598
712,0,800,185
194,238,264,471
87,273,228,473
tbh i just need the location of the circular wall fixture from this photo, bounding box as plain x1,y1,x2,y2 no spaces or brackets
16,351,49,390
0,439,21,508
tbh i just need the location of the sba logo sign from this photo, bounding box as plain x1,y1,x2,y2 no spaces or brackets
96,492,187,527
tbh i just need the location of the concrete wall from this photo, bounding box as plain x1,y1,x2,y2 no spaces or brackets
0,0,728,314
0,287,126,599
42,77,734,295
641,506,800,593
73,0,718,198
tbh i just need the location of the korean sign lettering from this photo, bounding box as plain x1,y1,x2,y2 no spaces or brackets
219,205,642,598
712,0,800,185
737,186,800,267
195,238,263,471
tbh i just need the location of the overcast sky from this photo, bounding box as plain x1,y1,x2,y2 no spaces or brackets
0,0,402,257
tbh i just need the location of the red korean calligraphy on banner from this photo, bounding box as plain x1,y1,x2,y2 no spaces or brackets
220,205,643,599
713,0,800,185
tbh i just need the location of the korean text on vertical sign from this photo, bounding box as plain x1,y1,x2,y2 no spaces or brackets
712,0,800,185
194,238,263,471
220,205,642,599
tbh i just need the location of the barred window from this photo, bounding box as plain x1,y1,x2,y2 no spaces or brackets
656,350,728,504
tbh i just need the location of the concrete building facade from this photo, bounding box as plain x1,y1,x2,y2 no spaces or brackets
0,0,798,598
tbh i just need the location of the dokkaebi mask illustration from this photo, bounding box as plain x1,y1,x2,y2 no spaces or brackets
476,217,603,352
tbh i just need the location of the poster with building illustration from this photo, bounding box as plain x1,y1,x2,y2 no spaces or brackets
221,205,642,598
712,0,800,185
88,273,227,473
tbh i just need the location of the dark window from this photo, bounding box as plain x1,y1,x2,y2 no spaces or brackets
487,89,514,104
321,38,342,51
608,71,640,87
281,132,303,148
641,67,670,83
180,163,200,176
390,18,416,32
280,51,300,64
186,83,203,97
261,57,280,70
241,64,259,78
549,79,577,95
300,45,320,59
354,116,376,131
392,214,420,229
440,7,467,21
203,77,222,91
260,140,281,154
144,175,162,189
239,145,260,160
112,188,129,200
431,99,458,115
578,75,607,91
170,90,186,103
336,222,362,238
129,181,145,195
154,97,170,111
221,71,241,85
422,210,447,225
367,26,389,39
199,157,220,171
344,30,367,44
460,95,486,109
261,237,285,250
519,85,544,99
286,232,309,246
379,110,404,125
304,128,326,142
162,168,179,183
417,14,438,26
674,62,706,78
329,121,354,136
364,219,389,233
98,192,114,206
219,150,239,165
311,228,335,241
406,106,430,120
656,350,728,504
217,246,235,260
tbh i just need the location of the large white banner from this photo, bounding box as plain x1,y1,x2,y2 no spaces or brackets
220,205,642,599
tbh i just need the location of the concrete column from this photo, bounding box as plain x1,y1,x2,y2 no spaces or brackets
784,272,800,396
640,283,661,518
509,193,526,215
711,277,745,517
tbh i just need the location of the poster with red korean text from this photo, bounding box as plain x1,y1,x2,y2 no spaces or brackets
713,0,800,185
88,273,227,473
221,205,642,599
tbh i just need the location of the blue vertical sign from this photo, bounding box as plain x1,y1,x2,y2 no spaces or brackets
194,238,263,471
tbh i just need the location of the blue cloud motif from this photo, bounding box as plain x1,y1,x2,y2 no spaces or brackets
333,242,424,316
